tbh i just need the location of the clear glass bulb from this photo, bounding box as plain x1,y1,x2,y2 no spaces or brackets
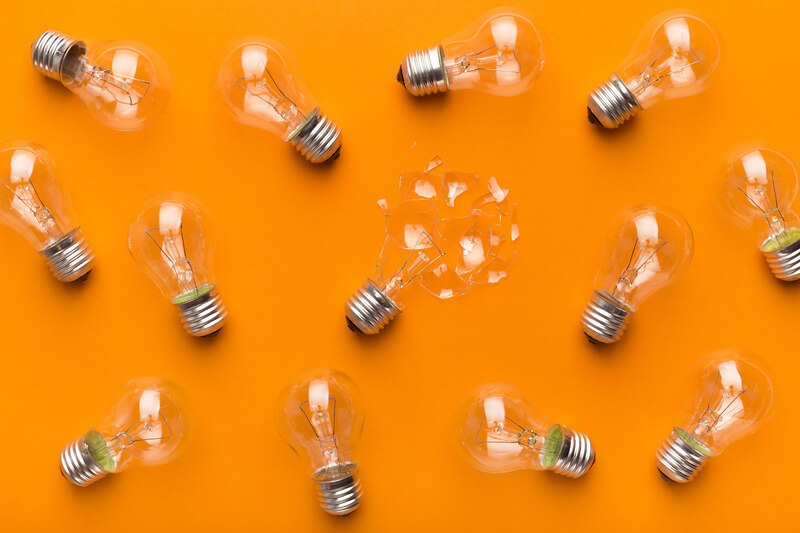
656,349,774,483
398,7,544,96
581,203,694,343
459,383,595,478
32,31,171,131
217,36,342,163
277,367,364,516
128,192,227,337
588,10,720,128
60,377,189,487
0,139,94,282
715,146,800,280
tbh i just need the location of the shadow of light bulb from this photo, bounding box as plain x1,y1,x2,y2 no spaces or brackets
345,157,519,334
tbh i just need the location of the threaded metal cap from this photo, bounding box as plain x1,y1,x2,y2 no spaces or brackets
31,30,83,82
290,111,342,163
580,290,631,344
174,286,227,337
656,428,709,483
345,278,401,334
60,436,108,487
550,426,596,478
763,238,800,281
40,228,95,282
314,463,363,516
398,45,449,96
587,74,640,128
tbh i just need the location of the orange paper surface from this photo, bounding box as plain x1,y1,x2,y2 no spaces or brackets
0,0,796,530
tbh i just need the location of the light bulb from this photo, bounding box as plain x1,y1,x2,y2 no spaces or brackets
397,7,544,97
277,367,364,516
60,377,188,487
460,383,595,479
587,11,720,128
31,31,171,131
217,36,342,163
127,192,227,337
581,203,694,343
0,140,94,282
656,350,774,483
715,146,800,280
346,161,518,334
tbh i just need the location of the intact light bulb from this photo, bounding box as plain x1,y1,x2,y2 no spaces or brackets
581,203,694,344
277,367,364,516
60,377,188,487
127,192,227,337
31,30,171,131
587,11,720,129
397,7,544,97
656,350,774,483
460,383,595,479
0,140,94,282
217,36,342,163
715,147,800,281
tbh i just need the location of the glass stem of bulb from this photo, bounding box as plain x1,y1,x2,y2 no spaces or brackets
397,46,449,96
587,74,641,129
345,278,402,334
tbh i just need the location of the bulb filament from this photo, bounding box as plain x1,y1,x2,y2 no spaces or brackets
736,172,790,242
380,231,445,298
446,42,521,78
475,416,549,452
146,225,199,297
300,397,347,471
86,64,151,105
236,63,307,130
635,43,701,90
690,369,748,443
612,236,668,300
2,178,63,241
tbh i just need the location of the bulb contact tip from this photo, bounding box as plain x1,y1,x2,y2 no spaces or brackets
290,111,342,163
314,464,363,516
580,290,630,344
763,238,800,281
175,286,227,337
31,30,81,82
40,228,95,283
345,278,401,335
398,45,449,96
587,74,640,128
60,436,107,487
550,426,596,478
656,429,709,483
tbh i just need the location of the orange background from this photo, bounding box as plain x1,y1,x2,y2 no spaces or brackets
0,0,796,531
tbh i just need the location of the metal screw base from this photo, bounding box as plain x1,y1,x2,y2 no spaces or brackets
31,30,81,82
345,278,402,334
656,428,709,483
763,238,800,281
40,228,95,282
60,436,108,487
587,74,640,128
290,111,342,163
550,426,596,478
397,45,449,96
314,464,363,516
175,287,227,337
580,290,631,344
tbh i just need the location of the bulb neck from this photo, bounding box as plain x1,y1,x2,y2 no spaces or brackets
31,30,83,83
581,290,631,344
313,463,363,516
587,74,641,128
549,426,596,478
763,238,800,281
174,286,227,337
397,45,449,96
656,428,710,483
289,111,342,163
40,227,94,283
60,435,108,487
345,278,402,334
